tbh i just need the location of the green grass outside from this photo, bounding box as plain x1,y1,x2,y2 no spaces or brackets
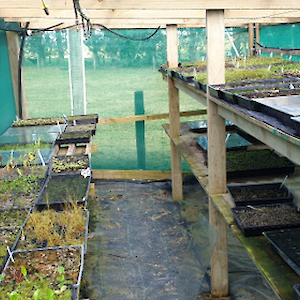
23,66,206,171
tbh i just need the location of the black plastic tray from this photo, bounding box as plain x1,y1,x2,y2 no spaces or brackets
226,149,295,179
264,228,300,279
67,114,98,124
187,120,235,133
49,154,91,177
65,123,96,136
55,131,91,146
227,183,294,206
192,79,207,92
35,174,91,211
231,203,300,237
294,284,300,300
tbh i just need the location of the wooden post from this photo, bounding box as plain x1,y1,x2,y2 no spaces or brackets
248,23,254,56
255,23,260,56
206,9,228,297
6,31,28,119
167,24,183,201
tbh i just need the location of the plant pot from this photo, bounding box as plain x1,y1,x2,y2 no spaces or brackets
56,131,91,146
231,203,300,237
263,228,300,279
49,154,91,176
1,245,84,300
227,183,294,206
226,149,295,179
17,208,89,253
36,175,91,211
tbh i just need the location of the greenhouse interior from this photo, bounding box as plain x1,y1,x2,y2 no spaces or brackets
1,1,300,299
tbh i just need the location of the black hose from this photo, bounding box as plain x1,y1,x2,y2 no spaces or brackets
18,22,30,119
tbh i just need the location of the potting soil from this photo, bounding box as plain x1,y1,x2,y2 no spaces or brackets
83,176,280,300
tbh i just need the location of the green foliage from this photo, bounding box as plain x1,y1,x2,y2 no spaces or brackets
0,267,72,300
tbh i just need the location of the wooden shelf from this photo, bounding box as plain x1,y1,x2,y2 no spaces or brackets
163,120,300,299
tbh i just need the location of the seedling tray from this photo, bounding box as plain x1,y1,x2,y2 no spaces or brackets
195,133,252,151
65,123,97,136
227,183,294,206
56,131,91,146
35,175,91,211
1,245,84,300
231,203,300,237
263,228,300,279
192,79,207,92
67,114,99,125
12,117,66,127
49,154,91,176
17,209,89,254
294,284,300,300
187,120,235,133
226,149,295,179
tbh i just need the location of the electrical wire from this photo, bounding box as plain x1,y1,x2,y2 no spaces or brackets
29,21,161,41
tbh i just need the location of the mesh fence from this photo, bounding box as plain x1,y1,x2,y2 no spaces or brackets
22,24,299,170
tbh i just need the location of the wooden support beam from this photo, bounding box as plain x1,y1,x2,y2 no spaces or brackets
167,24,183,201
6,31,28,119
248,23,254,56
206,9,228,298
255,23,260,55
97,109,207,124
92,169,192,181
66,144,76,155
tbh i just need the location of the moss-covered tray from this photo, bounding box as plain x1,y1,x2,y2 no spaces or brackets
226,149,295,178
13,117,65,127
67,114,98,125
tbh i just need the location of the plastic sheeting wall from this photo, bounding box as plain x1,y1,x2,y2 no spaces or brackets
0,31,17,135
22,24,298,171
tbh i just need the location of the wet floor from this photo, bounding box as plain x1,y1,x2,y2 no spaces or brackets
81,176,279,300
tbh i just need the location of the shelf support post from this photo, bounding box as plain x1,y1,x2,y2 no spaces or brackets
206,9,228,297
248,23,255,56
167,24,183,201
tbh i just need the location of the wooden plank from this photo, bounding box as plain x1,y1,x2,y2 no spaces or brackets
66,143,76,155
167,24,183,201
248,23,254,56
206,9,226,195
3,9,300,20
92,169,192,180
97,109,207,124
206,9,228,298
255,23,260,53
6,31,28,119
1,0,300,10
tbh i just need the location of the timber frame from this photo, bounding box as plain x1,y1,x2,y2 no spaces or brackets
2,1,300,298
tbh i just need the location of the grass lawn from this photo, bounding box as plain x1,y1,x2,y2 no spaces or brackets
23,66,205,171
